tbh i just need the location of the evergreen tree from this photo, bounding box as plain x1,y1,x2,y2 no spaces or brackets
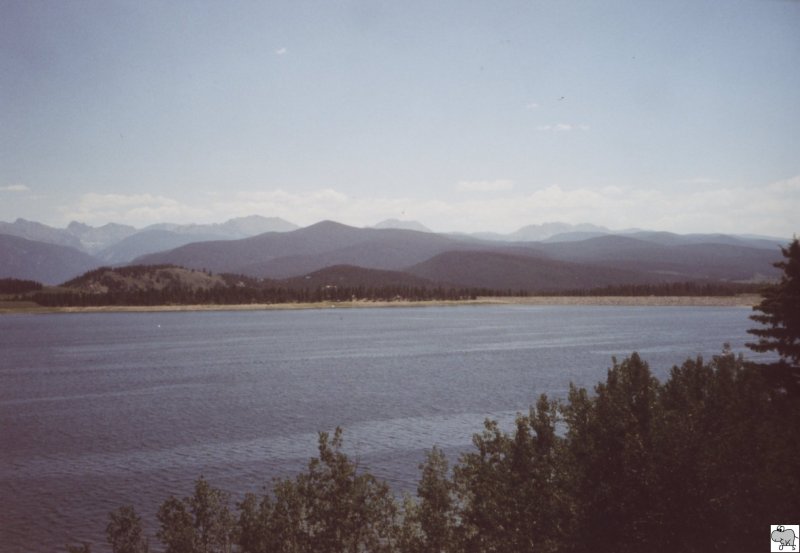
747,238,800,395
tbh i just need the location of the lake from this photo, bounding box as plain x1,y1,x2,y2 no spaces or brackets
0,305,765,552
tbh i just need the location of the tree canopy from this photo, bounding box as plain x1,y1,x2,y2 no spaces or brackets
747,237,800,395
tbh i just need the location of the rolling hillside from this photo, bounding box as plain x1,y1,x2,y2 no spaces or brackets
406,250,673,292
278,265,438,290
62,265,228,293
532,236,781,281
0,234,100,285
56,264,436,296
135,221,484,277
97,229,228,264
133,221,783,288
1,217,786,292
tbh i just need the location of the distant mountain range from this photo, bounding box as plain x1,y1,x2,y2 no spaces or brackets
0,215,298,261
136,221,481,278
470,222,610,242
371,218,432,233
0,216,787,288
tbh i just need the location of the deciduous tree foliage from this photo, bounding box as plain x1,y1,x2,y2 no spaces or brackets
157,477,234,553
399,447,457,553
454,395,567,553
81,351,798,552
562,354,660,552
107,505,148,553
238,427,398,553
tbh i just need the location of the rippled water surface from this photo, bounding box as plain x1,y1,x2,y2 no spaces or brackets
0,305,761,551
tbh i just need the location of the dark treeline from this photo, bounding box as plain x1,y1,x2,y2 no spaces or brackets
11,263,770,308
0,277,43,294
27,279,763,308
31,284,517,307
68,349,800,553
543,280,765,297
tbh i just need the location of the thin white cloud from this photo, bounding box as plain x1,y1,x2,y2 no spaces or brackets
203,175,800,237
275,47,287,55
60,193,210,226
767,174,800,193
53,174,799,238
601,185,624,195
1,184,30,192
456,179,515,193
525,101,539,110
213,188,410,228
537,123,589,132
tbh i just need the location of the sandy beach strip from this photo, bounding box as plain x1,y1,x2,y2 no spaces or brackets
475,295,760,307
0,295,760,315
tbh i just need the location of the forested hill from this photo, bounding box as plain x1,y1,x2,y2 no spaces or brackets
60,264,439,294
62,265,228,293
26,264,505,306
14,263,765,308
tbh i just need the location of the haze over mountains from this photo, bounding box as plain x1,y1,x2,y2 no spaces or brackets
0,215,298,259
0,216,786,289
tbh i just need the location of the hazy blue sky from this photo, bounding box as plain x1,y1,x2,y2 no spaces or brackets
2,0,798,235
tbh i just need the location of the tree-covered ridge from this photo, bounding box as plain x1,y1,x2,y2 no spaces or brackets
62,265,228,292
0,277,42,294
11,262,768,308
69,349,799,553
24,264,516,306
62,265,272,295
543,280,763,297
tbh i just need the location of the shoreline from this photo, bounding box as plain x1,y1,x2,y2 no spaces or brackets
0,295,760,314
